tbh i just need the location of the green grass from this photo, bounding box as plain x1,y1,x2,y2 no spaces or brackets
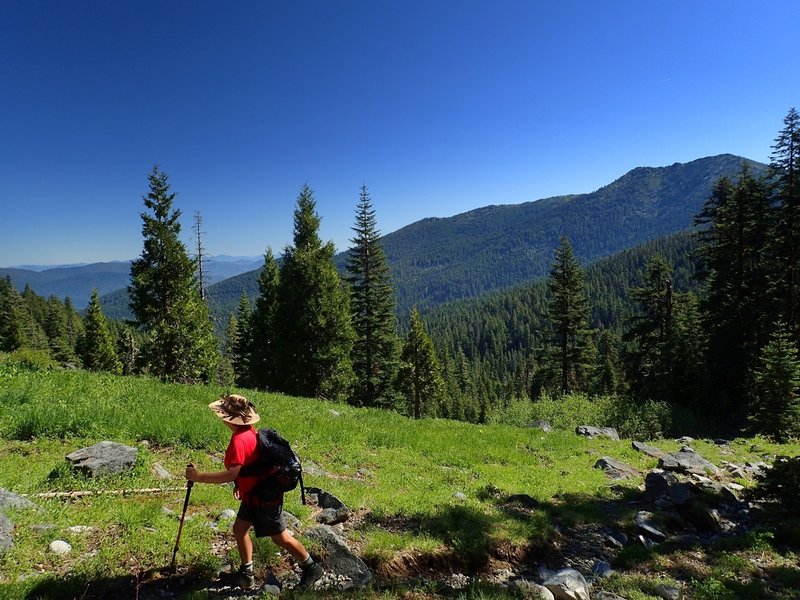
1,363,799,599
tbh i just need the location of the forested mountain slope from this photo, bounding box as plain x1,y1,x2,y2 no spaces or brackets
199,153,759,320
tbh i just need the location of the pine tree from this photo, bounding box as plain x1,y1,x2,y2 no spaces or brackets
80,289,122,374
345,185,400,408
44,295,78,364
128,165,219,382
768,108,800,340
399,308,445,419
624,255,674,402
0,277,24,352
750,322,800,442
546,236,592,395
231,291,253,387
275,186,355,400
696,167,772,420
249,250,280,389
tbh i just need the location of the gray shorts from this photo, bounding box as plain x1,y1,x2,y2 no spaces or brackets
237,501,286,538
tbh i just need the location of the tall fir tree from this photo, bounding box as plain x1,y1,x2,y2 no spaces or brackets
80,289,122,374
128,165,219,382
749,322,800,442
44,295,78,364
231,290,253,387
624,255,674,403
399,308,445,419
768,108,800,340
546,236,592,395
249,250,280,389
0,277,24,352
345,185,400,408
275,186,355,400
696,166,772,421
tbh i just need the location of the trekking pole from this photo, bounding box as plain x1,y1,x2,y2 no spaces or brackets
170,476,194,572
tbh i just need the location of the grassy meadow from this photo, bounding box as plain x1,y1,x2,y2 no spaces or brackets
1,361,799,599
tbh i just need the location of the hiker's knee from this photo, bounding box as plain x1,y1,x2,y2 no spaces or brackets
233,518,252,539
270,529,294,547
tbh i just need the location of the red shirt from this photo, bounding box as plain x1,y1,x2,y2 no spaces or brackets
224,426,259,502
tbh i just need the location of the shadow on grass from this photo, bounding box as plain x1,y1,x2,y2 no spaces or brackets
21,564,219,600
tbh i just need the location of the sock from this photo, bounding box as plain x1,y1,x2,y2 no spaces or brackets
299,555,314,568
241,562,254,573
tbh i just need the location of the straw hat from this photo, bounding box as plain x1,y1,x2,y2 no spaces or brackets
208,394,260,426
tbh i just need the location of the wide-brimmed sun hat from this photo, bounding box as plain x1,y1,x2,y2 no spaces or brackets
208,394,260,426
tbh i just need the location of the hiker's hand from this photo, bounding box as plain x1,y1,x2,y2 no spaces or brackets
185,463,199,482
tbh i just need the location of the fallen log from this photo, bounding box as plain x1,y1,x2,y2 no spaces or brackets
24,487,185,499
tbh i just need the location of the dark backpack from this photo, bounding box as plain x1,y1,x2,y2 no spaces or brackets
239,428,305,504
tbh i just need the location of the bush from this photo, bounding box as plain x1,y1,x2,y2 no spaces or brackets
0,348,56,371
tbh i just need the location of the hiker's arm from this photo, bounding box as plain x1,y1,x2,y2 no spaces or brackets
185,463,241,484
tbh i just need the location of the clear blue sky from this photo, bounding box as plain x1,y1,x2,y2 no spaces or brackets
1,0,799,266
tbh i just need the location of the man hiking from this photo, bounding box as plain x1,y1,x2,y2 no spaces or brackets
185,393,324,590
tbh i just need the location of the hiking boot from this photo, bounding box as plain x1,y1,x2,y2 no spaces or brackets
219,566,256,589
296,561,324,590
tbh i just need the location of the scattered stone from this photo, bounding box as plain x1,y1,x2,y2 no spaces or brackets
303,461,333,478
453,491,467,501
356,468,375,478
592,560,614,578
714,438,731,446
575,426,620,441
749,444,763,453
307,487,351,525
667,482,695,506
138,440,151,448
595,593,626,600
644,471,680,502
151,462,173,480
284,511,302,531
48,540,72,555
632,441,668,460
218,509,237,521
594,457,640,480
162,507,175,516
666,534,701,548
654,584,681,600
0,489,37,512
543,568,590,600
64,526,98,535
329,409,341,417
511,579,555,600
636,511,667,542
0,513,12,552
675,436,694,444
66,441,138,477
532,420,553,432
318,507,349,525
303,525,372,588
658,448,719,476
447,573,470,589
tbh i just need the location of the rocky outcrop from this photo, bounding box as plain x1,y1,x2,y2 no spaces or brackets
306,487,351,525
594,457,640,480
542,568,590,600
658,447,719,476
66,441,138,477
303,525,372,588
575,426,620,441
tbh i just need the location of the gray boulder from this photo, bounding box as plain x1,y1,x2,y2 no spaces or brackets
594,457,640,480
658,448,719,476
532,420,553,432
0,488,36,512
303,525,372,588
655,584,681,599
543,568,590,600
307,487,351,525
66,441,138,477
636,511,667,542
643,471,680,502
632,441,668,460
595,593,627,600
576,426,620,441
667,482,695,506
0,513,12,553
49,540,72,555
511,579,555,599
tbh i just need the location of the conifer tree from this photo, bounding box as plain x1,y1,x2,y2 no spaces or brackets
546,236,592,394
750,322,800,442
128,165,218,382
275,186,355,400
231,290,253,387
768,108,800,340
625,255,674,402
696,167,772,419
0,277,24,352
250,250,280,389
80,289,122,374
345,185,400,408
399,308,445,419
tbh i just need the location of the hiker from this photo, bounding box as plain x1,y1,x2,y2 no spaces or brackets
185,393,324,590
